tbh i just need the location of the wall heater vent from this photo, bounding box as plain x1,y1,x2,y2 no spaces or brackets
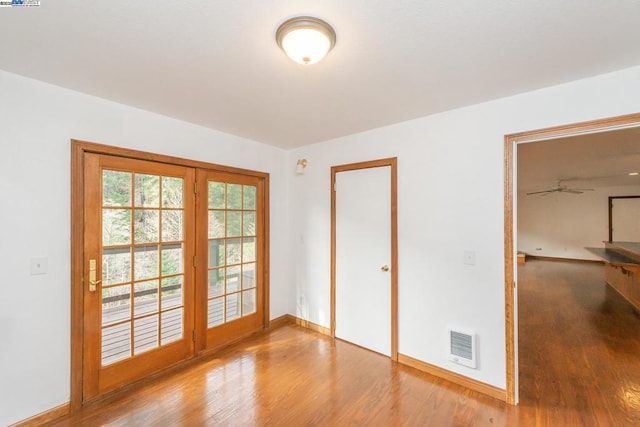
448,329,477,369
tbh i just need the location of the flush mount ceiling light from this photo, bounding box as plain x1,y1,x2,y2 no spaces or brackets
276,16,336,65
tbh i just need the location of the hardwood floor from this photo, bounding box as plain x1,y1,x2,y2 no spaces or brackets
517,259,640,426
50,325,510,426
48,260,640,426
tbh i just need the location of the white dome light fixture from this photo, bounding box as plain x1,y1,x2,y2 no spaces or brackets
276,16,336,65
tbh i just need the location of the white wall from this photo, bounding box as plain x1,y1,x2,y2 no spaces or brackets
518,186,640,260
2,63,640,424
289,65,640,389
0,70,291,426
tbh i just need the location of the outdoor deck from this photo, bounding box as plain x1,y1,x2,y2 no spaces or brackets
101,291,239,365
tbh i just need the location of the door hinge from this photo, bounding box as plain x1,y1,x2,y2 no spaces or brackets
193,255,197,268
192,330,196,342
513,281,516,288
194,181,197,194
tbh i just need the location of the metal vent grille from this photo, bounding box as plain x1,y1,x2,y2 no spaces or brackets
448,329,476,368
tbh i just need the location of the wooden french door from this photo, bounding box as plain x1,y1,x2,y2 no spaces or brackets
77,144,268,405
82,154,196,400
196,170,265,350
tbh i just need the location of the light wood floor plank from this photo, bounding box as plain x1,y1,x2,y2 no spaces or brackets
48,259,640,425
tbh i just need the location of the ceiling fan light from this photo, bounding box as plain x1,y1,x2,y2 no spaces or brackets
276,16,336,65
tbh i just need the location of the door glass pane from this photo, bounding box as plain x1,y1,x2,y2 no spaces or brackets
208,298,224,327
134,245,159,280
102,284,131,326
161,309,183,344
103,209,131,245
206,179,259,330
134,315,159,355
226,238,241,265
161,276,183,309
226,265,241,293
103,170,132,207
243,185,256,210
227,211,241,237
100,167,186,372
134,280,159,316
227,184,242,209
134,209,159,243
162,210,183,242
242,289,256,316
161,243,183,276
242,237,256,263
208,240,225,268
243,212,255,236
208,268,224,297
134,174,160,207
208,182,225,209
208,211,225,238
226,293,241,321
162,177,183,208
103,248,131,285
102,322,131,365
242,263,256,289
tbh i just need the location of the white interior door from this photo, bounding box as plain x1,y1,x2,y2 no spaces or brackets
335,166,391,356
612,197,640,241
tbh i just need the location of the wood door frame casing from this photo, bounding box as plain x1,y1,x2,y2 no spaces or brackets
330,157,399,361
70,139,271,410
504,113,640,404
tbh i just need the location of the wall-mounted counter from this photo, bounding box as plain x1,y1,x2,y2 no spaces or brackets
586,242,640,310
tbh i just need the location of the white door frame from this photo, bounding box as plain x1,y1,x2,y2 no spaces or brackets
331,157,398,360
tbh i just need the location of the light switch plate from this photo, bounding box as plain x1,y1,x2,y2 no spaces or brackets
30,257,48,275
463,251,476,266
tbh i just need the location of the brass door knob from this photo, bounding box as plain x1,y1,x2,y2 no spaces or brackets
381,265,390,272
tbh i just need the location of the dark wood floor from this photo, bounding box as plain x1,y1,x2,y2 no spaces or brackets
50,260,640,426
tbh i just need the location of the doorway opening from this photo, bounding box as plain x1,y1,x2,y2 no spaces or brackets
504,113,640,404
609,196,640,241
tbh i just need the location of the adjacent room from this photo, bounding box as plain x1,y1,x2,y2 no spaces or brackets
516,128,640,422
518,128,640,262
1,1,640,425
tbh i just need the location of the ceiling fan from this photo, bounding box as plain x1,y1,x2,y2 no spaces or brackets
526,180,595,196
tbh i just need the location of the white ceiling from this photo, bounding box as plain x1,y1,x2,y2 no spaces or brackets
1,1,640,148
518,126,640,192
